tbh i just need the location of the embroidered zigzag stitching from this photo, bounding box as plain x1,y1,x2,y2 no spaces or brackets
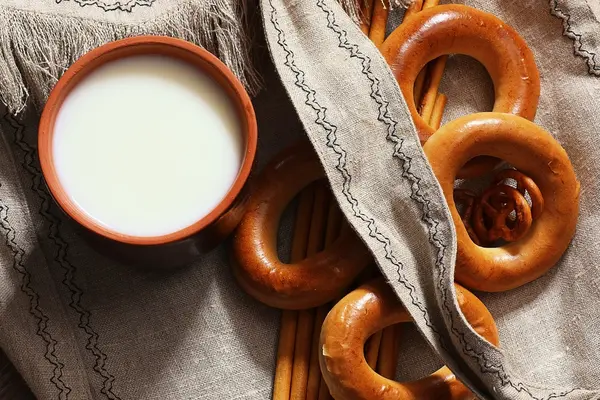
55,0,155,12
0,196,72,399
550,0,600,76
3,113,121,400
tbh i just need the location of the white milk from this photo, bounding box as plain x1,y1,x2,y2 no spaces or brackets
53,54,244,237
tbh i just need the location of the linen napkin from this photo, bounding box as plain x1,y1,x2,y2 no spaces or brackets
1,0,600,399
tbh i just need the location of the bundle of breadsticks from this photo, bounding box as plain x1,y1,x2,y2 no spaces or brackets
229,0,580,399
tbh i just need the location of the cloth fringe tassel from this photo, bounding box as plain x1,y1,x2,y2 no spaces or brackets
0,0,411,115
0,1,261,115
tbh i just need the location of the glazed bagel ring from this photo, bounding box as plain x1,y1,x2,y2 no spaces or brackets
423,112,580,292
319,278,499,400
231,142,372,310
380,4,540,178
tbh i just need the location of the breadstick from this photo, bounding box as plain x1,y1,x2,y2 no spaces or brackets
360,0,375,34
376,325,399,379
316,202,344,400
290,309,315,400
365,331,383,369
306,305,330,400
407,0,450,131
369,0,389,47
404,0,424,19
413,0,444,125
272,188,314,400
419,55,448,125
306,194,341,400
429,93,447,130
422,0,439,8
413,69,427,106
292,184,329,399
404,0,427,106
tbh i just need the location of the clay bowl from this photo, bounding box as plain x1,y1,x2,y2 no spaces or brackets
38,36,257,269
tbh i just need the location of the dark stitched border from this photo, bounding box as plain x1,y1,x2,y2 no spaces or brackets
0,197,71,399
2,113,121,400
277,0,583,398
55,0,155,12
550,0,600,76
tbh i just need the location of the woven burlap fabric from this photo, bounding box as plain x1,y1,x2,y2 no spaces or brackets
0,0,600,399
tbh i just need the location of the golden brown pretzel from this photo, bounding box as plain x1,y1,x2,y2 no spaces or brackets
424,112,580,292
319,278,499,400
472,184,533,244
379,4,540,178
493,169,544,219
231,142,372,309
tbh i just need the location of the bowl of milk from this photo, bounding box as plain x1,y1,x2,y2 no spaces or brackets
38,36,257,268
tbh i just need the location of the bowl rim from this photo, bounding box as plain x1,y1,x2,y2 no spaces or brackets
38,35,257,246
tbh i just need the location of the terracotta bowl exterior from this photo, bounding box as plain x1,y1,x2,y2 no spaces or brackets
38,36,257,268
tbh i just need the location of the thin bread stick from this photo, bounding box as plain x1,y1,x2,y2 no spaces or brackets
360,0,376,34
429,93,448,130
272,188,314,400
377,325,399,379
419,55,448,124
369,0,389,47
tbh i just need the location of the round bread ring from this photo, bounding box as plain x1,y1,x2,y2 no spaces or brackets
231,142,372,309
319,278,499,400
380,4,540,178
423,112,580,292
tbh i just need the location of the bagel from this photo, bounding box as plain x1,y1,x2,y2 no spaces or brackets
319,278,499,399
423,112,580,292
380,4,540,178
231,142,372,309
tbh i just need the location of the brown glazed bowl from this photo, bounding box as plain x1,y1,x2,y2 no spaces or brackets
38,36,257,269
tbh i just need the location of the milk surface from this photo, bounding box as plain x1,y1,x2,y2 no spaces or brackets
53,55,244,237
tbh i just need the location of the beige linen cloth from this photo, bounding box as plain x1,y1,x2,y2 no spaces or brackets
0,0,600,399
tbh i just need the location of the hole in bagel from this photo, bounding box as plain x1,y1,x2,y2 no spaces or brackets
438,55,494,126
